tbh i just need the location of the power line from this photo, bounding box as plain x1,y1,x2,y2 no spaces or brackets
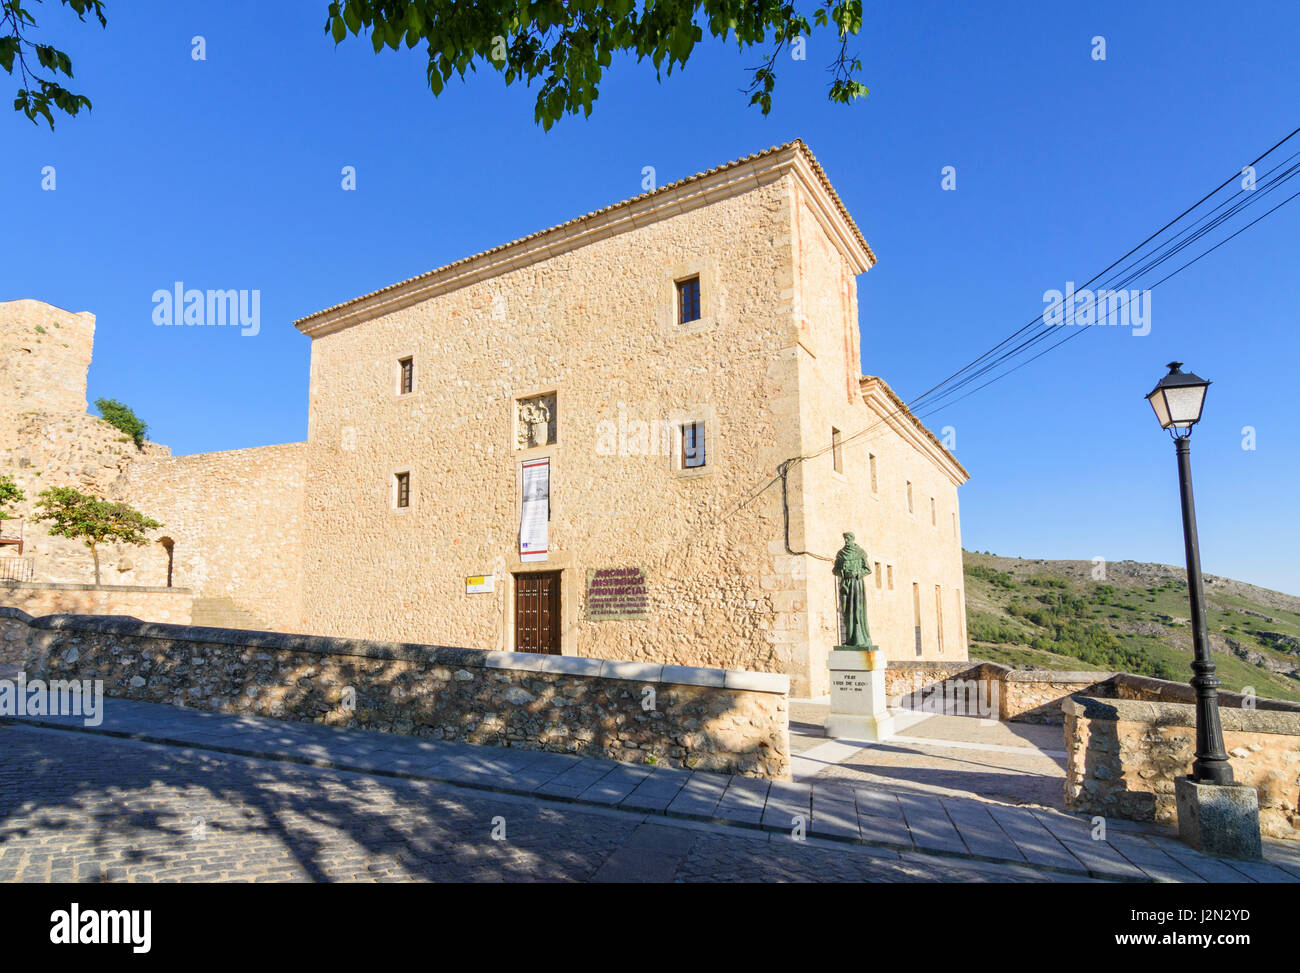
714,124,1300,550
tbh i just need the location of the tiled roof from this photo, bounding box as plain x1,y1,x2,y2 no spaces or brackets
294,140,874,331
860,375,971,481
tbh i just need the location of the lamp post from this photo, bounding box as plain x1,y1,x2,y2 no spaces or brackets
1145,362,1234,785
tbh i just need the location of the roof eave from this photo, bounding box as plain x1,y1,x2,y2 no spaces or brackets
294,141,874,338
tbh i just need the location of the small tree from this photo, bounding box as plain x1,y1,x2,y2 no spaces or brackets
0,474,24,525
35,486,163,585
94,397,148,449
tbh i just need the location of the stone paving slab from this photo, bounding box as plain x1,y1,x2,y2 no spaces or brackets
619,768,692,813
714,777,771,827
896,792,967,855
5,697,1298,884
664,772,729,818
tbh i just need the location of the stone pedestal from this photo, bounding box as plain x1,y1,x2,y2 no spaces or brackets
825,647,894,742
1175,776,1263,860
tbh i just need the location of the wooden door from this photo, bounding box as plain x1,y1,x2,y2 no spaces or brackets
515,571,561,654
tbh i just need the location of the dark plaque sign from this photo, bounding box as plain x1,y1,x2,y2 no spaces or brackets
585,567,650,620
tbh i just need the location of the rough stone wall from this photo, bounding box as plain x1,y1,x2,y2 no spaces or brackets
999,671,1116,724
300,177,799,679
885,660,987,702
0,299,95,415
1063,695,1300,840
884,660,1114,724
0,417,173,586
0,582,192,625
121,444,308,631
25,615,791,778
0,607,32,667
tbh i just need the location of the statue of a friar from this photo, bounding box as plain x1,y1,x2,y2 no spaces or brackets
833,531,875,649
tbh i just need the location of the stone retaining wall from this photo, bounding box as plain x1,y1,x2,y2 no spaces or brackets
998,668,1116,724
1110,672,1300,713
0,607,31,666
884,660,1115,724
18,613,790,778
0,582,193,626
1063,695,1300,840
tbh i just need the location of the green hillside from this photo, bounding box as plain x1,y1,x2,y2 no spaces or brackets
963,552,1300,703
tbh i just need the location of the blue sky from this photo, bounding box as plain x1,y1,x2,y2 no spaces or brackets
4,2,1299,594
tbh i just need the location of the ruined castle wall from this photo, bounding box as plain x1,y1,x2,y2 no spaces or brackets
122,444,308,632
0,299,95,415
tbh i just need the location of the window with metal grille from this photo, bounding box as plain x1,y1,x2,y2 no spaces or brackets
395,471,410,508
681,421,706,469
399,357,414,394
677,276,701,325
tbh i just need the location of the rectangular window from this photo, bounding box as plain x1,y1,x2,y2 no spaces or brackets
956,588,965,646
874,561,882,589
681,421,707,469
935,585,945,654
887,564,894,590
931,497,937,526
677,276,702,325
952,512,957,537
398,357,414,395
831,427,843,473
395,471,410,508
869,453,878,493
906,481,914,514
912,582,922,656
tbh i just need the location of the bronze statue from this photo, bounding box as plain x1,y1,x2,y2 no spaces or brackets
833,531,875,649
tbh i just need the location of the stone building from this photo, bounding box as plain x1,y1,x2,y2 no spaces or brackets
2,141,969,696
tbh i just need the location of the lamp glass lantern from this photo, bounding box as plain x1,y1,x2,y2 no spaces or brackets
1146,361,1210,435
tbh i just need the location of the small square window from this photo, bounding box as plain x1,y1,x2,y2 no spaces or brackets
677,276,702,325
398,357,414,395
395,471,410,508
681,421,707,469
831,427,843,474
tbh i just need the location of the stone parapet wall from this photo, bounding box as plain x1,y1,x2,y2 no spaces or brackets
1110,672,1300,713
1063,695,1300,840
22,614,791,778
0,582,192,628
999,669,1116,724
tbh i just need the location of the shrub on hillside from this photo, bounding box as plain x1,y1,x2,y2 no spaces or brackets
94,398,148,449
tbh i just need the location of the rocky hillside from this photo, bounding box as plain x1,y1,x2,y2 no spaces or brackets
964,551,1300,703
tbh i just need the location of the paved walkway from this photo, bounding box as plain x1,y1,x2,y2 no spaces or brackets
2,724,1071,883
790,700,1069,806
4,699,1298,883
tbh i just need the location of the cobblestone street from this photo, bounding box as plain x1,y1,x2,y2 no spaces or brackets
0,724,1066,883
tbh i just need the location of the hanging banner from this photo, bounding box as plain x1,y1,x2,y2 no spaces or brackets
520,457,549,562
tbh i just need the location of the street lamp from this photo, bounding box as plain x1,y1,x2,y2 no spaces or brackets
1146,362,1233,785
